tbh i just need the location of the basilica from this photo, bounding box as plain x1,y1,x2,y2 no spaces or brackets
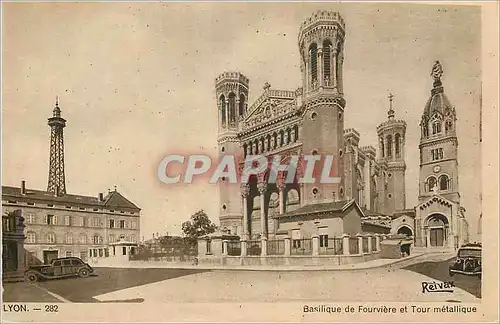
214,10,469,251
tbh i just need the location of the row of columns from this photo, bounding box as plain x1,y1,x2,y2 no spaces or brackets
379,134,405,160
243,126,299,156
222,233,389,257
305,46,340,92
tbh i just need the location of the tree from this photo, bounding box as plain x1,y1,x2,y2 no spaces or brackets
181,210,217,245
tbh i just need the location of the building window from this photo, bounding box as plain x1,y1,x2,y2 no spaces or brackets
79,234,87,244
432,121,442,135
445,120,453,132
130,235,136,243
239,94,246,116
46,215,57,225
439,175,449,190
427,176,437,192
206,240,212,254
323,40,332,83
109,219,115,228
92,217,101,228
93,234,103,245
431,148,444,161
109,234,115,243
26,213,36,224
220,94,226,126
64,215,71,226
386,135,392,158
122,247,127,256
47,232,56,244
228,92,236,123
131,221,137,229
120,220,125,229
66,251,72,257
395,133,401,158
81,217,87,227
26,231,36,244
80,251,88,261
319,234,328,248
65,233,73,244
310,43,318,82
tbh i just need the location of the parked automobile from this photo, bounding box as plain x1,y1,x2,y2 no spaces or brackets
449,243,481,279
24,257,94,283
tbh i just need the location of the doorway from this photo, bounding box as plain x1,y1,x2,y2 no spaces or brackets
430,228,444,246
43,250,58,264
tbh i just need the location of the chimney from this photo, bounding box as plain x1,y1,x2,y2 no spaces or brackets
98,193,104,202
21,181,26,195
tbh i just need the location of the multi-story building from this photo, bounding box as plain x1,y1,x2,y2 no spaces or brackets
1,100,140,264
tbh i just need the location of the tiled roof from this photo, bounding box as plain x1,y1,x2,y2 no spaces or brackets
276,200,360,219
2,186,140,211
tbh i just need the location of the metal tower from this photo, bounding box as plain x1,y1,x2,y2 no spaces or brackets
47,97,67,196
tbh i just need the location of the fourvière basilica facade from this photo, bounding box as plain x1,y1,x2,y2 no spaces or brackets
214,10,469,250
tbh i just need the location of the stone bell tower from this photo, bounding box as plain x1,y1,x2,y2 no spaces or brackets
298,10,346,205
376,93,407,215
215,72,250,235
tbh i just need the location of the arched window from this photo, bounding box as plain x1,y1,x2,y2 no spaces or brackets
279,129,285,146
79,234,87,244
386,135,392,158
380,137,385,158
445,120,453,132
294,125,299,141
309,43,318,83
47,232,56,244
395,133,401,158
239,94,245,116
228,93,236,122
439,175,449,190
65,233,73,244
220,95,226,125
323,40,332,84
26,231,36,244
432,121,441,135
427,176,437,192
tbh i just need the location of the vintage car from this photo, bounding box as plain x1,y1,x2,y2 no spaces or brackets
449,243,482,279
24,257,94,283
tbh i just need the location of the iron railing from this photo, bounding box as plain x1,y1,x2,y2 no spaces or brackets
291,238,312,255
349,237,359,255
268,240,285,255
362,237,369,253
247,240,262,256
319,237,343,255
227,241,241,256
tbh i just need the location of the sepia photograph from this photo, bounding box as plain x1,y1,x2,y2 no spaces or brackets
1,1,497,323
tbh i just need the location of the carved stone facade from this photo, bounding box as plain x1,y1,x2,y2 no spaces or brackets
215,11,397,241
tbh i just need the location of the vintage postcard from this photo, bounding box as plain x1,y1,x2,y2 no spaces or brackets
1,1,498,323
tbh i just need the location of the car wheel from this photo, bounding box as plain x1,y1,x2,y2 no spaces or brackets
78,268,90,278
25,271,38,283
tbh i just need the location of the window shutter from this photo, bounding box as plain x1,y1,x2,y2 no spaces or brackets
53,216,58,225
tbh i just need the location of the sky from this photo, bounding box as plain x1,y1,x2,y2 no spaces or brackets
2,2,481,240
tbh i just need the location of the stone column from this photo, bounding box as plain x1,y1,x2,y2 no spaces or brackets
342,234,350,255
241,239,247,257
305,52,310,93
332,49,338,89
257,180,267,239
241,184,250,240
357,233,364,255
222,240,228,256
312,235,319,256
225,99,230,126
367,234,373,253
261,237,267,256
277,179,286,215
375,234,381,251
318,47,324,87
284,236,291,256
426,228,431,248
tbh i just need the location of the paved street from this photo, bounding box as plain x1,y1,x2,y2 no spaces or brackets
3,255,481,303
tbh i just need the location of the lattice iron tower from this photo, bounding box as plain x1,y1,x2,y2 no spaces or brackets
47,97,67,196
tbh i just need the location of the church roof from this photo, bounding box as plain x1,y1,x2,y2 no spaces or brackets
276,199,364,219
